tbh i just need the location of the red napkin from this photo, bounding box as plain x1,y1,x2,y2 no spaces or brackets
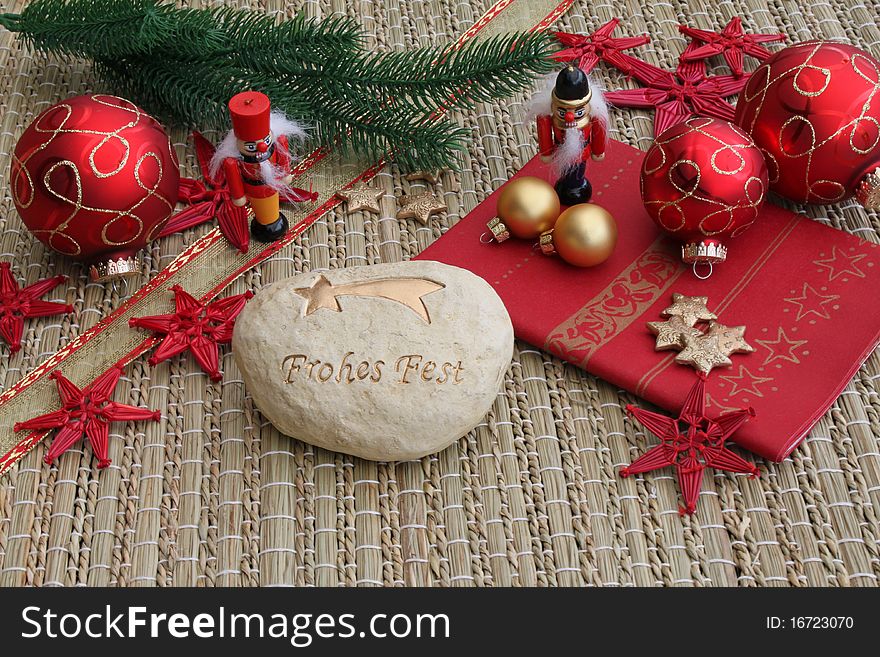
416,140,880,461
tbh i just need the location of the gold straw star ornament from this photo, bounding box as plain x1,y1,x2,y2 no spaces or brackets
404,170,442,185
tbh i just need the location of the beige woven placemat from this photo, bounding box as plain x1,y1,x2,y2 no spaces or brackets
1,0,879,587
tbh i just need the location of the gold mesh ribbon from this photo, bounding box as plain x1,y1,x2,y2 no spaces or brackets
0,0,574,477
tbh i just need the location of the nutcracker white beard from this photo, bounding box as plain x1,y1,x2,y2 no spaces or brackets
210,112,309,194
553,128,586,175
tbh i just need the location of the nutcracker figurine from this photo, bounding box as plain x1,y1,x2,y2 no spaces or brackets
535,63,608,206
211,91,317,243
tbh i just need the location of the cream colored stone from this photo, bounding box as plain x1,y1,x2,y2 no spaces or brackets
232,261,513,461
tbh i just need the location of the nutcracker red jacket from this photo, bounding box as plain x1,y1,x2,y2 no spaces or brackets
536,115,607,161
222,134,293,201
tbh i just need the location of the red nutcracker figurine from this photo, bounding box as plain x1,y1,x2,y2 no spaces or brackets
535,63,608,206
211,91,317,243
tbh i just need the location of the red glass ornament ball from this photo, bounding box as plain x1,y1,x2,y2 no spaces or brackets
640,116,768,258
10,94,180,264
735,41,880,207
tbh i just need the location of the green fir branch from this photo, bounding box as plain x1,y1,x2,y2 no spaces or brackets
96,56,255,128
205,8,362,64
0,0,199,59
99,55,469,170
0,0,364,63
300,92,471,170
285,31,559,113
1,0,556,169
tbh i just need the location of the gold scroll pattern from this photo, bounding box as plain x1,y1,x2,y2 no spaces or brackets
545,238,685,367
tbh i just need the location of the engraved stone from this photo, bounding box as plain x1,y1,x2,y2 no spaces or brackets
232,261,514,460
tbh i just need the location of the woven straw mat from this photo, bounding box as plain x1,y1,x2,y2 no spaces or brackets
1,0,879,587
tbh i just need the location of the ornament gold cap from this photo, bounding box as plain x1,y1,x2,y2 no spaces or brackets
89,256,141,282
538,230,556,256
856,167,880,210
486,217,511,243
682,241,727,265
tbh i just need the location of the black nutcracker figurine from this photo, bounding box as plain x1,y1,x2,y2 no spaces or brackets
535,63,608,205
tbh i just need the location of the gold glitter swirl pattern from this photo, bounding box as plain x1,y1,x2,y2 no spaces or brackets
737,41,880,203
10,94,178,257
642,116,767,239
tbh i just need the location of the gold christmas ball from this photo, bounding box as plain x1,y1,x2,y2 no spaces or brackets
553,203,617,267
496,176,560,239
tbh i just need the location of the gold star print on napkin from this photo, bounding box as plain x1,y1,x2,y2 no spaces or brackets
396,191,447,225
338,181,384,214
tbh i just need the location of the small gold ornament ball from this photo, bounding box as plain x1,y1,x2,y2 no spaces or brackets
496,176,560,239
553,203,618,267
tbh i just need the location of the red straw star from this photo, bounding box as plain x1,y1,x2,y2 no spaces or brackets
14,367,161,469
554,18,650,74
159,132,250,252
620,374,759,515
604,52,748,136
679,17,785,77
159,132,317,253
0,262,72,353
129,285,253,382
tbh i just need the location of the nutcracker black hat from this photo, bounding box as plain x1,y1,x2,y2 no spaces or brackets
554,63,590,102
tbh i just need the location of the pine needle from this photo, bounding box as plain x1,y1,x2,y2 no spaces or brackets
1,0,556,169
